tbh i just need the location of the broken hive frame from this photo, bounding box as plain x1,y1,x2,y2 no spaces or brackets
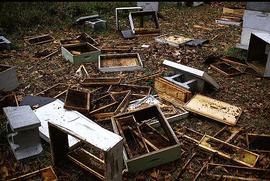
89,93,117,115
184,94,242,126
206,163,270,180
115,7,143,31
210,61,243,76
155,77,192,103
91,91,131,121
35,83,69,98
109,84,152,97
98,53,143,73
7,166,57,181
80,77,122,87
48,119,123,181
60,33,98,46
155,34,192,47
199,134,259,167
111,105,181,173
25,34,55,45
129,11,160,35
247,133,270,153
64,88,91,113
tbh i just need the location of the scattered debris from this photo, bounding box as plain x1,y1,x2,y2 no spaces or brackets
25,34,55,45
185,39,209,47
3,106,43,160
62,42,101,64
48,112,123,180
35,83,69,99
75,64,89,79
111,105,181,173
0,36,11,50
184,94,242,126
7,166,57,181
98,53,143,72
246,32,270,77
0,64,19,91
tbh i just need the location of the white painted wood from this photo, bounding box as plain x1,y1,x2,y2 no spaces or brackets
34,99,122,150
243,10,270,31
137,2,159,12
239,27,269,48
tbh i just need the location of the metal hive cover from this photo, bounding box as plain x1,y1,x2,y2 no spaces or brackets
3,105,41,131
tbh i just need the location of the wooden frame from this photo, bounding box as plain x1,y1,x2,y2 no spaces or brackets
155,34,192,47
184,94,242,126
48,119,123,181
91,91,131,121
60,33,98,46
155,77,192,103
199,134,259,167
0,93,19,109
89,94,117,115
98,53,143,72
7,166,57,181
64,89,91,113
111,105,181,173
80,77,122,86
108,84,152,97
25,34,55,45
210,61,243,76
247,133,270,152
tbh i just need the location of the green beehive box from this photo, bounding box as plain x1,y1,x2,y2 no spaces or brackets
61,42,101,64
111,105,181,173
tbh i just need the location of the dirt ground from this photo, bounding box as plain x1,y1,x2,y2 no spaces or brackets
1,2,270,180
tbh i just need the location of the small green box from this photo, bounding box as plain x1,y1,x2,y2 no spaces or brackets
61,42,101,64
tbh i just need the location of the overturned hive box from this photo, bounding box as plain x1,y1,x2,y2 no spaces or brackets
98,53,143,72
246,32,270,77
184,94,242,126
64,89,91,113
62,42,101,64
25,34,55,45
129,10,160,35
0,64,19,92
111,105,181,173
48,114,123,181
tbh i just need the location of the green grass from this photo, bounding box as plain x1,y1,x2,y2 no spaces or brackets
0,2,135,36
224,47,248,61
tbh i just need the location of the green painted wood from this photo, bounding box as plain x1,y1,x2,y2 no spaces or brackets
126,144,181,173
61,46,101,64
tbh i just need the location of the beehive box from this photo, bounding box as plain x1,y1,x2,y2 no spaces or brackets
0,64,19,91
62,42,101,64
111,105,181,172
98,53,143,72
